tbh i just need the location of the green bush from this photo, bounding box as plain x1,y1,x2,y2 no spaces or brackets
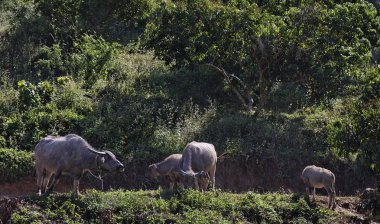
10,206,46,224
0,76,19,115
239,192,334,223
52,77,93,113
17,80,41,109
32,44,65,79
179,209,229,224
326,69,380,186
68,35,121,87
81,190,170,223
0,148,34,182
240,193,283,223
268,82,308,112
10,190,335,223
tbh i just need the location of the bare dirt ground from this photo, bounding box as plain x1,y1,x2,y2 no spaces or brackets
0,175,106,197
315,195,379,224
0,176,73,197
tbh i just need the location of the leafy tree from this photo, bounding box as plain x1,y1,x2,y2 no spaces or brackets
68,35,120,87
144,1,290,110
305,2,379,100
144,0,379,110
75,0,156,42
328,68,380,189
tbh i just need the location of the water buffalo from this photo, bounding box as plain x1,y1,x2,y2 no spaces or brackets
301,165,336,209
35,134,124,196
177,141,217,191
148,154,183,190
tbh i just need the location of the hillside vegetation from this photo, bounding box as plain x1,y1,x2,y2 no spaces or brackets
0,0,379,222
6,190,337,223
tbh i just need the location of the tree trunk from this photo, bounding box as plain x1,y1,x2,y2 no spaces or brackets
258,70,269,109
203,64,254,111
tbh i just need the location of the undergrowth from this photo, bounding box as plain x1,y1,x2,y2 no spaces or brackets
0,148,34,182
10,189,336,223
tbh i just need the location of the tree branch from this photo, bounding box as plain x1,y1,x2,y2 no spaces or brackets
203,63,253,110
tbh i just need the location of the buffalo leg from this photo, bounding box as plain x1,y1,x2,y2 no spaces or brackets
42,172,53,194
194,178,200,191
305,186,310,196
303,178,312,200
36,168,45,196
331,184,336,209
200,172,210,192
328,193,332,209
326,186,336,209
73,178,81,196
326,187,332,209
169,174,176,190
209,166,216,191
46,169,62,193
312,187,316,201
202,178,209,192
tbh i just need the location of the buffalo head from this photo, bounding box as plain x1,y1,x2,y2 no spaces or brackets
97,151,124,172
177,170,205,189
147,164,159,180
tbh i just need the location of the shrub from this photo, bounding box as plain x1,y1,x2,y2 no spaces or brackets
240,193,283,223
327,76,380,186
52,78,93,114
17,80,40,109
32,44,65,79
25,190,172,223
149,103,217,158
10,190,335,223
68,35,120,87
0,75,18,115
268,82,308,112
10,206,46,224
0,148,34,182
179,209,229,224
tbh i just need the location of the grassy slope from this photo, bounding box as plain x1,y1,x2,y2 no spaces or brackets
8,189,338,223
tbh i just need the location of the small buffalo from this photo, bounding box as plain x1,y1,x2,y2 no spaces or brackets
148,154,183,190
35,134,124,196
301,165,336,209
177,141,217,191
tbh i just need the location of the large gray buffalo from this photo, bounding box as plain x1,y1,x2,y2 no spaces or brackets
148,154,183,190
301,165,336,209
35,134,124,196
177,141,217,191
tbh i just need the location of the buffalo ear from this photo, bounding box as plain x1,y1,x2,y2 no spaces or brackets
148,164,157,170
174,170,187,177
97,156,105,164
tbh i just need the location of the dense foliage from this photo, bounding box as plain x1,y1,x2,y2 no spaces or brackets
144,0,379,109
0,148,33,182
0,0,379,223
10,190,336,223
0,0,379,191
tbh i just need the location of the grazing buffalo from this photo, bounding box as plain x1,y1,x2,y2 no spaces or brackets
35,134,124,196
148,154,183,190
301,165,336,209
177,141,217,191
